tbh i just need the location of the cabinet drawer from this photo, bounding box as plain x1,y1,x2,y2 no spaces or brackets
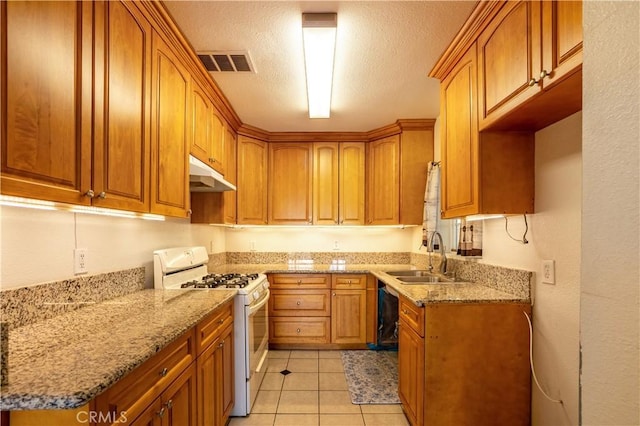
399,296,425,337
196,299,234,353
332,274,366,290
94,329,196,425
269,317,330,344
269,274,331,289
269,290,331,316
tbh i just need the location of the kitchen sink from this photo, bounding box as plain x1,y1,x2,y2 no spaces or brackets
385,270,455,284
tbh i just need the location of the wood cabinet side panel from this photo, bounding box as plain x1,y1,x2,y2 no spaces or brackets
424,303,531,426
480,131,535,214
399,130,433,225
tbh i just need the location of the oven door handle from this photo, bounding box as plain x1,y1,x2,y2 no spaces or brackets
248,288,270,315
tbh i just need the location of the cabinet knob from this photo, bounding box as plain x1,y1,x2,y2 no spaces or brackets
187,209,193,216
219,340,225,348
157,407,166,418
297,280,302,285
540,69,551,79
84,189,95,198
528,78,540,87
97,191,107,199
296,328,301,333
347,280,352,285
160,367,168,377
402,309,409,315
219,318,224,324
165,400,173,410
296,301,301,305
332,292,336,296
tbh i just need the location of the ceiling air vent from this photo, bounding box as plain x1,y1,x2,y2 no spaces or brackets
197,51,255,73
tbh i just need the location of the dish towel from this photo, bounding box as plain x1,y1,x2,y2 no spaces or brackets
422,162,440,248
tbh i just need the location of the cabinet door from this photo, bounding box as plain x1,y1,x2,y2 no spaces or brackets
210,111,225,174
190,79,212,167
219,325,235,423
366,136,399,224
93,0,151,212
541,0,582,88
130,399,163,426
150,32,190,217
162,364,197,426
440,46,479,219
237,136,268,224
398,321,424,426
313,142,339,225
1,1,93,204
477,1,542,130
197,325,234,426
331,290,366,344
223,128,237,224
339,142,365,225
268,143,312,224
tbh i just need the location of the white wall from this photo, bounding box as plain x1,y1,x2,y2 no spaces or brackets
0,206,226,289
581,2,640,424
481,112,582,425
225,226,415,252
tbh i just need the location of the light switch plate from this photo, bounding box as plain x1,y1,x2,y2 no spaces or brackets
542,259,555,285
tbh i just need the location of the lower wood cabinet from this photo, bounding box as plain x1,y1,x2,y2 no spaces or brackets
397,296,532,426
268,273,368,348
196,323,234,426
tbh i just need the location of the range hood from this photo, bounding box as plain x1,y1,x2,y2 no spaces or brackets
189,155,236,192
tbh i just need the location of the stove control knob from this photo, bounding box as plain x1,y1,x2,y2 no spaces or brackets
253,291,260,300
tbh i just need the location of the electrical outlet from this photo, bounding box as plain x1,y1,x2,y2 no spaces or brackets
249,241,256,252
542,259,555,285
333,240,340,251
74,248,88,275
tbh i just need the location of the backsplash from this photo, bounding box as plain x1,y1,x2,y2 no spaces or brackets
223,251,412,265
0,267,145,329
410,252,532,299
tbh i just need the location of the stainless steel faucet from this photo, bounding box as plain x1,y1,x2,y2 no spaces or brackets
428,231,447,274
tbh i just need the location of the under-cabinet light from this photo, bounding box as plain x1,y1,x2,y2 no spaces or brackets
0,195,165,221
302,13,337,119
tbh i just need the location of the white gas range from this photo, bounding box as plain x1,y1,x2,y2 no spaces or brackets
153,246,269,417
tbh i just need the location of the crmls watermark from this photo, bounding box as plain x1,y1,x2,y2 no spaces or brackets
76,410,128,424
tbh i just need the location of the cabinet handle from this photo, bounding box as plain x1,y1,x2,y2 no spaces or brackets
540,69,551,80
157,407,166,418
97,191,107,199
296,301,301,305
296,328,301,333
160,367,168,377
84,189,95,198
402,309,409,315
347,280,352,284
528,78,540,87
165,400,173,410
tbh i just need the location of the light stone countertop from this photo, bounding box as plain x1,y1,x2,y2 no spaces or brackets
0,289,236,411
209,264,529,306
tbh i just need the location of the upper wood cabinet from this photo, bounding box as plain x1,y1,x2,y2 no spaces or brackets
93,1,152,213
210,111,226,175
366,128,433,225
190,78,213,167
237,136,268,224
1,1,93,205
190,127,237,225
440,45,534,218
312,142,365,225
366,136,400,225
150,31,190,218
268,143,313,225
477,0,582,130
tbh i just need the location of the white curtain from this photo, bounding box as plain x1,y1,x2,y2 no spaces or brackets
422,162,440,249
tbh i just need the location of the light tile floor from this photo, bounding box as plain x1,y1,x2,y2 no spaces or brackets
229,350,409,426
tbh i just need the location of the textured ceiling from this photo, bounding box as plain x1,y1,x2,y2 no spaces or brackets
164,1,477,132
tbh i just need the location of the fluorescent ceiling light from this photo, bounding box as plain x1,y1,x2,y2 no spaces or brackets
302,13,337,119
